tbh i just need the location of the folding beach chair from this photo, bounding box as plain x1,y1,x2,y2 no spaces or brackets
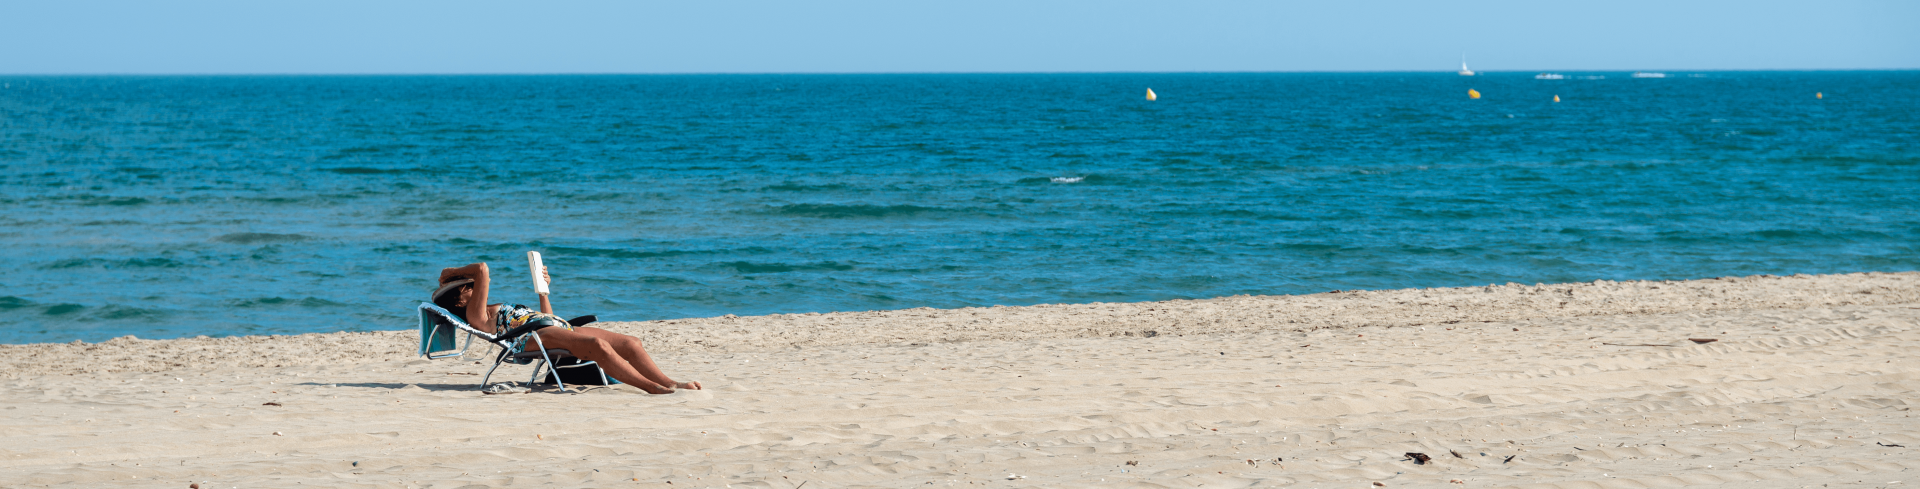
417,302,615,392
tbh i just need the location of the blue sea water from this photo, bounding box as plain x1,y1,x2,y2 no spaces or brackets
1,72,1915,344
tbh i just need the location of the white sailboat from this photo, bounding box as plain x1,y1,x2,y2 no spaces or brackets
1458,55,1475,76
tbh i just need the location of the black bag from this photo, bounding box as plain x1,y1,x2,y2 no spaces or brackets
539,356,620,386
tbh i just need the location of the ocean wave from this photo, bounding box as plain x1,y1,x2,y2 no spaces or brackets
761,183,854,192
214,232,310,245
720,261,856,274
866,264,966,274
1274,243,1350,253
1782,155,1918,166
73,196,154,206
237,196,316,205
43,257,191,269
26,302,172,321
1748,229,1892,241
771,203,944,218
537,245,699,260
1017,174,1115,185
1393,208,1484,220
0,296,34,310
43,304,85,315
93,305,169,320
1148,207,1313,221
228,297,347,308
322,145,418,161
444,240,768,262
636,275,696,285
325,167,410,174
570,192,632,202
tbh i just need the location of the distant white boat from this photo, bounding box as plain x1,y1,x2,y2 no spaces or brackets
1631,72,1668,78
1458,56,1475,76
1534,73,1565,80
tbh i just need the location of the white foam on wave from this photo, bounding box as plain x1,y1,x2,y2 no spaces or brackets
1050,177,1084,184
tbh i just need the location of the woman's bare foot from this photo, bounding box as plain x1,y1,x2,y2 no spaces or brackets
638,382,674,395
676,381,702,390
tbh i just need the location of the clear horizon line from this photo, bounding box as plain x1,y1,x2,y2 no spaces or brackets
2,68,1916,77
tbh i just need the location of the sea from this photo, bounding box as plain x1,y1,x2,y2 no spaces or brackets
2,72,1915,344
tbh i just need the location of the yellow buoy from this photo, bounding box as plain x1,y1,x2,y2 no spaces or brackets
1468,89,1480,99
1553,95,1560,102
1145,88,1157,101
1816,92,1823,99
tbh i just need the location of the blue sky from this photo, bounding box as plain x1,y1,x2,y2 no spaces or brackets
2,0,1913,73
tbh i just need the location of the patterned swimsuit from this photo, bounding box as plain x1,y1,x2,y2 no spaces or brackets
495,303,573,363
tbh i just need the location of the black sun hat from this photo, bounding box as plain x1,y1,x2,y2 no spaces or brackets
432,278,474,304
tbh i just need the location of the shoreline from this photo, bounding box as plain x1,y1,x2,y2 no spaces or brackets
5,271,1915,376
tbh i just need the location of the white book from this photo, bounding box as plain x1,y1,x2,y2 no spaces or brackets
527,251,549,295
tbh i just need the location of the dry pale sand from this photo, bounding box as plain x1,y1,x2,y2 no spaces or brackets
3,272,1918,488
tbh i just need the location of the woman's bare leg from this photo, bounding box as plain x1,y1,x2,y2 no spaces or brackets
529,328,675,393
577,327,700,390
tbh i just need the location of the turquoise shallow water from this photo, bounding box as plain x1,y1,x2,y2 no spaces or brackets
1,72,1915,344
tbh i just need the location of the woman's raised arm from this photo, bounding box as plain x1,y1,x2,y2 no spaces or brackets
444,262,493,328
536,266,553,315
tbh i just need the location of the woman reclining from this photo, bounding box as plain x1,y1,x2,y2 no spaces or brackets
433,262,700,394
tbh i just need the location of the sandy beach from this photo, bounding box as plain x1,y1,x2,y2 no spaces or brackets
3,271,1917,488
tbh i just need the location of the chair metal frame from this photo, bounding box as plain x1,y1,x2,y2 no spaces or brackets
417,303,611,392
